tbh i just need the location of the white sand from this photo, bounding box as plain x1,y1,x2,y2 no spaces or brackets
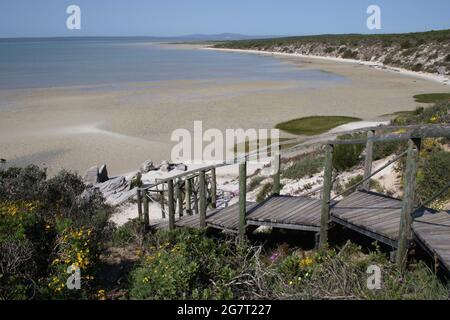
1,46,449,177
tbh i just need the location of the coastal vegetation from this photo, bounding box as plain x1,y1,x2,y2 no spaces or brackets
413,93,450,103
1,100,449,300
214,29,450,75
275,116,362,136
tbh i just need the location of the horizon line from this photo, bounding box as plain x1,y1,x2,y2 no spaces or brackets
1,27,449,41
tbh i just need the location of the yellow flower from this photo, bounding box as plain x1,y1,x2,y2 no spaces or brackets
97,289,106,300
430,116,438,122
300,257,313,267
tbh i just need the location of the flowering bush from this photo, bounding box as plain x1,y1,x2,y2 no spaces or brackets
128,230,448,300
0,166,111,299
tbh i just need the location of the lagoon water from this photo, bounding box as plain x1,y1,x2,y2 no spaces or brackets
0,38,345,90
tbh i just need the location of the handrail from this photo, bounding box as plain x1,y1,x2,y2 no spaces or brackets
329,150,408,202
138,124,450,192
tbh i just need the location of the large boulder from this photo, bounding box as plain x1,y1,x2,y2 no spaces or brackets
83,166,99,186
159,160,172,172
140,160,156,173
98,164,109,183
96,176,128,196
176,163,187,171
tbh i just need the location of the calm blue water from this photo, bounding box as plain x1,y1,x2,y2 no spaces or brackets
0,38,345,90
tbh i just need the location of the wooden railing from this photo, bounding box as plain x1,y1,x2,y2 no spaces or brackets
137,124,450,269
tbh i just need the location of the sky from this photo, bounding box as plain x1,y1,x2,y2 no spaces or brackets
0,0,449,38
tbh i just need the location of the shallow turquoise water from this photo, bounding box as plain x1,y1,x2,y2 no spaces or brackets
0,38,345,90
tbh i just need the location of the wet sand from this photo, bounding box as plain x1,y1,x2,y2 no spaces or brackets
0,48,448,176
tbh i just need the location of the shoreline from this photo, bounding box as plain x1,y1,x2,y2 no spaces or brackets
1,44,449,177
203,47,450,86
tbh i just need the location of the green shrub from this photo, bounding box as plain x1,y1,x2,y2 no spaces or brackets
400,40,412,49
342,49,358,59
336,175,384,197
256,182,273,203
416,149,450,209
392,100,449,125
282,156,325,180
333,133,365,172
129,229,271,300
247,176,265,192
0,166,111,299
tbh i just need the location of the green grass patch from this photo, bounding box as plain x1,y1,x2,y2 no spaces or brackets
275,116,362,136
413,93,450,103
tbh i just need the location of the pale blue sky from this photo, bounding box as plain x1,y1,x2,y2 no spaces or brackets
0,0,449,38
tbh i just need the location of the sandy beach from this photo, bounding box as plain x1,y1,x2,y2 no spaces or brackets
1,45,449,176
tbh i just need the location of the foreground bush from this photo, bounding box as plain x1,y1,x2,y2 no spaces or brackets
0,166,111,299
128,229,448,300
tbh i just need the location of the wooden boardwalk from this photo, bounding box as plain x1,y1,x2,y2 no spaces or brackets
246,195,323,232
151,190,450,272
331,190,406,247
413,211,450,272
142,125,450,272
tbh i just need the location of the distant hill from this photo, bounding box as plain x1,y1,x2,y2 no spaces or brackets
214,29,450,76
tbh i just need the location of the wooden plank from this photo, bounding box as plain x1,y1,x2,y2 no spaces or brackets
199,171,206,228
168,179,175,230
211,168,217,209
239,161,247,239
362,130,375,190
320,143,333,247
397,138,420,268
137,189,143,222
246,220,320,232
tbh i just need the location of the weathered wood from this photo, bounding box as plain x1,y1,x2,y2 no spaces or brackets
211,168,217,209
272,144,281,196
167,179,175,230
362,130,375,190
137,189,143,222
193,179,199,215
185,178,192,215
239,161,247,239
160,188,166,219
396,138,421,268
176,179,183,217
319,144,334,248
143,194,150,226
199,171,207,228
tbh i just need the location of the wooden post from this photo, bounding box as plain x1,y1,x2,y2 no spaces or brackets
272,143,281,196
160,190,166,219
362,130,375,190
239,161,247,240
185,178,192,215
199,171,207,228
193,178,199,215
137,189,143,222
211,168,217,209
319,144,334,248
167,179,175,230
143,194,150,226
176,179,183,217
396,138,421,269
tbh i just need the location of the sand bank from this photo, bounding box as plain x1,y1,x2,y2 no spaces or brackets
0,47,448,176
